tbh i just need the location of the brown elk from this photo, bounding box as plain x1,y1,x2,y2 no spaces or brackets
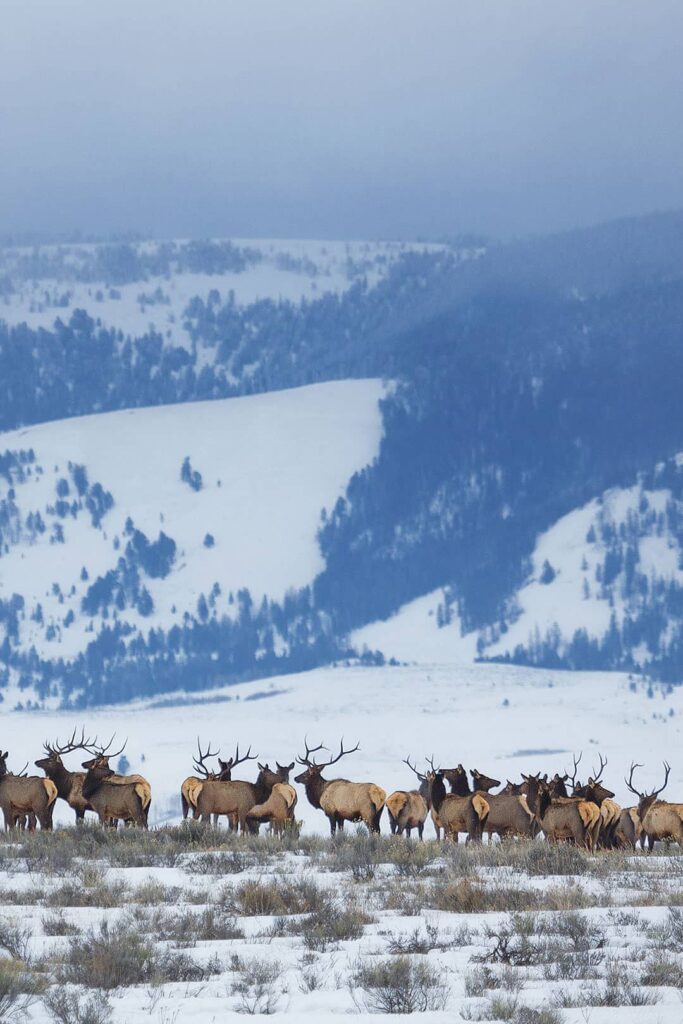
385,757,429,838
572,754,621,849
424,760,488,842
192,746,281,830
625,761,683,850
34,728,96,823
467,768,537,840
0,751,57,830
246,765,297,836
180,740,233,821
523,771,599,851
81,738,149,828
81,735,151,824
614,806,642,850
294,739,385,834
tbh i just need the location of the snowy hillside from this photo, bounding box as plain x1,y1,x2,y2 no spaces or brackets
0,379,383,700
0,237,445,348
354,461,683,676
1,660,679,829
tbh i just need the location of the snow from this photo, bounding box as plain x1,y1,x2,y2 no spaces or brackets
0,379,384,660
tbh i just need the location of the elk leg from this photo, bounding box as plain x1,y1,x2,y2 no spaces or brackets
418,822,424,840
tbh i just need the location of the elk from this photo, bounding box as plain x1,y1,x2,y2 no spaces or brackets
385,757,429,838
572,754,621,849
0,751,57,830
625,761,683,850
34,727,96,823
423,760,488,843
294,739,385,834
467,768,537,840
180,740,233,821
614,806,642,850
523,771,599,851
81,735,151,824
246,764,297,837
81,738,149,828
192,745,277,830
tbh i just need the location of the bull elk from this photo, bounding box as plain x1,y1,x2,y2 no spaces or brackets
180,739,233,821
424,759,488,843
81,738,149,828
385,757,429,839
0,751,57,830
34,727,96,823
572,754,621,849
192,745,284,831
625,761,683,850
294,739,385,834
81,735,152,824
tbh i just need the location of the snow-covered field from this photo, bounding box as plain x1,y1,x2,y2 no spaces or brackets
0,379,383,662
0,661,682,1022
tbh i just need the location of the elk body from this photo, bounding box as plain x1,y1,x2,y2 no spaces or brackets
0,752,57,830
425,765,489,843
81,741,152,825
81,761,148,828
467,768,537,840
295,740,385,834
523,773,599,851
626,762,683,850
573,756,621,849
614,806,642,850
193,751,287,831
181,741,234,821
246,779,298,836
385,758,430,838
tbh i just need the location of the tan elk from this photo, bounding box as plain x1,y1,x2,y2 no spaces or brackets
181,740,233,821
34,728,96,823
523,771,600,851
246,764,297,837
467,768,537,840
572,754,621,849
81,738,149,828
424,759,489,842
625,761,683,850
81,736,151,824
385,757,429,838
614,806,642,850
294,739,385,834
0,751,57,830
192,746,284,830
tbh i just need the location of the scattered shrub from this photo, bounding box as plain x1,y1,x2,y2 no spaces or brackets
350,955,448,1013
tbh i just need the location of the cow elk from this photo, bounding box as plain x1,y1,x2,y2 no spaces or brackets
424,759,489,843
0,750,57,830
625,761,683,850
246,763,297,836
523,771,599,851
385,757,429,839
467,768,537,840
294,739,385,834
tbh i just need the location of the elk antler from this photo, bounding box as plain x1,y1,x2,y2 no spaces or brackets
567,752,583,789
653,761,671,799
296,737,328,767
425,754,441,774
313,737,360,770
624,762,645,799
590,752,607,784
230,743,257,770
403,755,426,781
45,726,95,757
85,733,127,760
193,737,220,778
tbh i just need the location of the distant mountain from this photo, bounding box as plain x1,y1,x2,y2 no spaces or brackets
2,214,683,706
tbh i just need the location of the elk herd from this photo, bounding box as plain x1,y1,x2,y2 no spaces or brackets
1,731,682,853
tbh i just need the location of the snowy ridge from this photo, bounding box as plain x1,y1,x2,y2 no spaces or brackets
0,379,383,668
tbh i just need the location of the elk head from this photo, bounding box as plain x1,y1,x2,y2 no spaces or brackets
294,737,359,787
423,756,447,811
574,753,614,804
443,764,469,795
470,768,501,792
276,761,295,780
81,734,127,773
501,779,524,795
625,761,670,819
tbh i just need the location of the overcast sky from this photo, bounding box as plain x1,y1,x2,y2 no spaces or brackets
1,0,682,241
